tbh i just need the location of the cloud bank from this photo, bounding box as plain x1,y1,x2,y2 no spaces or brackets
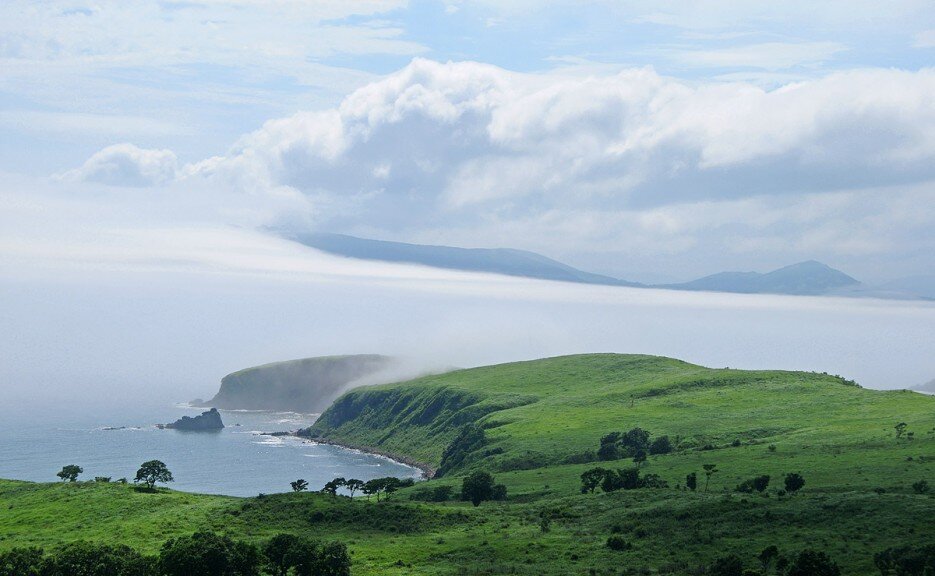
58,59,935,280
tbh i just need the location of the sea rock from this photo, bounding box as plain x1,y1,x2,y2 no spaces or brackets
161,408,225,431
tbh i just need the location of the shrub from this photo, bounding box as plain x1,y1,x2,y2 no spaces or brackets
785,550,840,576
159,531,260,576
649,435,673,455
0,547,45,576
709,554,744,576
784,473,805,495
42,542,155,576
912,479,929,494
606,536,630,551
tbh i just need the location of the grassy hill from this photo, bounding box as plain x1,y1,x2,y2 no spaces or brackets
305,354,934,486
3,354,934,575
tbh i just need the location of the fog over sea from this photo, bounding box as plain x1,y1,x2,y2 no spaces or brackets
2,245,934,496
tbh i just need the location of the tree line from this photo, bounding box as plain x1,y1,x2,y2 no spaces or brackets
0,531,350,576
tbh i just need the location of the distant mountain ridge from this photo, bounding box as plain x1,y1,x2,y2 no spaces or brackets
289,232,877,298
290,232,639,287
914,379,935,394
660,260,860,296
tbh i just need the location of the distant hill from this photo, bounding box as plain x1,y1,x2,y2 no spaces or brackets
660,260,861,295
287,232,873,298
914,379,935,394
289,232,640,286
197,355,395,413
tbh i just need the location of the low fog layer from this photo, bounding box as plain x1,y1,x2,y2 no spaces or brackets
1,222,933,413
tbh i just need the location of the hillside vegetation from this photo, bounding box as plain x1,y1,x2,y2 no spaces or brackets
4,354,934,575
305,354,933,485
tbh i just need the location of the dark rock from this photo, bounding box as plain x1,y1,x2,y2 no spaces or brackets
161,408,224,431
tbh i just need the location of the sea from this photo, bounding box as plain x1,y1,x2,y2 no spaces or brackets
0,402,420,497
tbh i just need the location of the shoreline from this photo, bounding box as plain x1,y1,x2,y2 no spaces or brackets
268,431,436,479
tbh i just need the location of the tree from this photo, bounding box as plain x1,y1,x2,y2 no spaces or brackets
316,541,351,576
702,464,718,493
649,435,673,455
580,467,608,493
344,478,364,497
685,471,697,492
159,531,260,576
491,483,508,501
622,427,651,456
597,432,620,461
461,470,496,506
785,549,840,576
362,479,380,501
0,547,45,576
56,465,82,483
264,534,300,576
632,450,647,470
290,479,308,492
42,542,155,576
381,477,402,500
134,460,173,490
753,475,771,493
895,422,908,440
784,473,805,495
322,477,345,498
759,545,780,573
709,553,744,576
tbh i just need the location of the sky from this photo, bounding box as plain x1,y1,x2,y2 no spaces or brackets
1,2,935,405
2,1,934,282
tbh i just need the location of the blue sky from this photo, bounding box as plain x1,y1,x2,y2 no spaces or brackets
1,0,934,282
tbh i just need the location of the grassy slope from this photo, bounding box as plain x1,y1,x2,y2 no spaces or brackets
3,354,935,575
308,354,935,487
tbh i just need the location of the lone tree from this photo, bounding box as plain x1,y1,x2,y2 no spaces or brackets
753,475,771,493
290,479,308,492
581,467,608,493
702,464,718,493
134,460,173,490
895,422,908,440
461,470,497,506
685,471,697,492
784,472,805,495
344,478,364,497
57,464,83,482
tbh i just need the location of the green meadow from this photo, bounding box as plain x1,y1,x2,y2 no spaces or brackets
3,354,934,574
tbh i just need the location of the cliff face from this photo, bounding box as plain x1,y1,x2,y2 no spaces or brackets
201,355,395,413
163,408,224,431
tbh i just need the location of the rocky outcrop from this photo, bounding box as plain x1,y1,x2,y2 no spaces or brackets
161,408,224,431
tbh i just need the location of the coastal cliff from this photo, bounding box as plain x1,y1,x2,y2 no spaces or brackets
198,355,395,413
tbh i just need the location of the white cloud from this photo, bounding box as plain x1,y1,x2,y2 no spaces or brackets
63,59,935,279
61,144,179,187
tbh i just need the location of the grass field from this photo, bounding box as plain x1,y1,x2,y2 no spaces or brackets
3,354,934,574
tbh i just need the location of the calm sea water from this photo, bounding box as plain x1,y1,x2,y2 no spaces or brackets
0,402,419,497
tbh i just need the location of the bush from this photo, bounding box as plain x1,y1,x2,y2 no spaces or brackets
0,547,45,576
912,479,929,494
606,536,630,551
785,550,840,576
709,554,744,576
43,542,155,576
159,531,260,576
649,435,673,455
